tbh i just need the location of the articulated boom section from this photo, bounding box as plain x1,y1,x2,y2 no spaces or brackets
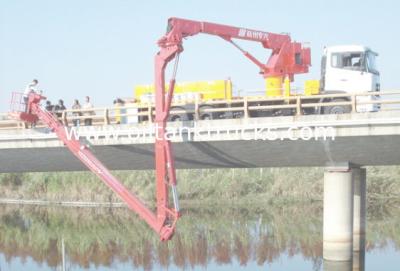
153,19,312,225
13,93,179,241
158,17,311,79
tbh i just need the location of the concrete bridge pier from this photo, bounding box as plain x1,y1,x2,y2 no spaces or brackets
323,166,354,261
352,168,366,253
323,166,367,262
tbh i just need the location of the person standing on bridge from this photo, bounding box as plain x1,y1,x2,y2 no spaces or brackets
24,79,39,96
23,79,39,111
45,100,54,112
54,99,66,118
72,99,82,127
83,96,94,126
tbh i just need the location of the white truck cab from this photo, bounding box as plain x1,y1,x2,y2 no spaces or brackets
321,45,380,113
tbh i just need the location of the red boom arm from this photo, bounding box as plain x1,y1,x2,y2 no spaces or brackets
13,92,178,241
157,17,311,78
153,18,311,240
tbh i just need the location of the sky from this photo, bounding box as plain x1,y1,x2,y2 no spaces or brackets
0,0,399,112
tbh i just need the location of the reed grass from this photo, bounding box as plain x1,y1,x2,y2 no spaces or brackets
1,166,399,205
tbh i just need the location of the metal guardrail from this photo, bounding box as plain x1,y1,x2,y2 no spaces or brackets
1,91,400,130
0,112,25,130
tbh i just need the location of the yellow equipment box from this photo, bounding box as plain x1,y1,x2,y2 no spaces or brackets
304,80,320,96
134,79,232,104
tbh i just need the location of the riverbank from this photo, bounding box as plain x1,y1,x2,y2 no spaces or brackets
0,166,399,206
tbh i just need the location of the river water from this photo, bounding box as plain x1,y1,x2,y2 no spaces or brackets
0,202,398,271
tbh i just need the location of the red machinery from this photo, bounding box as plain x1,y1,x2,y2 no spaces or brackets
10,92,179,241
154,17,310,236
10,18,311,241
156,18,311,82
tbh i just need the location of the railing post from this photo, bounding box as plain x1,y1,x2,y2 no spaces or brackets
296,96,302,116
148,105,153,123
351,94,357,113
194,98,200,121
243,97,249,119
62,111,68,127
104,109,110,125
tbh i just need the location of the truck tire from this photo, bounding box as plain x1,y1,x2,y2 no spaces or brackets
324,98,351,114
199,105,217,120
169,107,190,122
251,110,273,118
280,108,294,116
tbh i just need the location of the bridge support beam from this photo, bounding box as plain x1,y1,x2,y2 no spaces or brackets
352,168,366,252
323,167,354,261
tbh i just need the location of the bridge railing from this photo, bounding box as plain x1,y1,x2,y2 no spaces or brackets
1,91,400,129
0,113,25,130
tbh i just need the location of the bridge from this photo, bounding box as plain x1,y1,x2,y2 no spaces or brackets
0,111,400,172
1,90,400,172
1,91,400,262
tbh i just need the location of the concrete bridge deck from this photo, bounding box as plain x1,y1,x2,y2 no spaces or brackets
0,111,400,173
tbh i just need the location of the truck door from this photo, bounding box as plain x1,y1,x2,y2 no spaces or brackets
324,50,380,112
324,51,372,93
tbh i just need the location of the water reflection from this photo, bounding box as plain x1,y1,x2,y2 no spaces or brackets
324,260,352,271
324,235,366,271
0,203,398,270
353,249,365,271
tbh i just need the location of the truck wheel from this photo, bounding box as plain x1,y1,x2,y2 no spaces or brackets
250,110,273,118
169,114,189,122
169,107,189,122
280,108,294,116
201,114,212,120
324,98,351,114
199,105,217,120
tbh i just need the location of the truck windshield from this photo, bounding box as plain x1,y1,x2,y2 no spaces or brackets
331,52,366,71
366,51,379,74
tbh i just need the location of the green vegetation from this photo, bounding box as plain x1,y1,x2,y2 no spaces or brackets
0,166,399,206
